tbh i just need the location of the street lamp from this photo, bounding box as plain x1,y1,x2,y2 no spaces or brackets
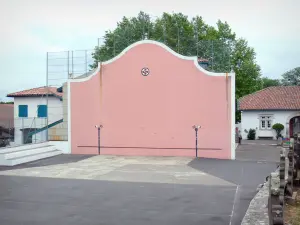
95,125,103,155
192,125,201,157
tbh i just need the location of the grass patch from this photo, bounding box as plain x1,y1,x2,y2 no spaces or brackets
285,188,300,225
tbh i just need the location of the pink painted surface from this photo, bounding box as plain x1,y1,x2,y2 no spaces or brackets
70,43,232,159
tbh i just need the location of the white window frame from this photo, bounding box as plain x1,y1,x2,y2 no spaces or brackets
259,114,273,130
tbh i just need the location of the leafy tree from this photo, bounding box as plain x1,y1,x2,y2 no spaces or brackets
261,77,281,89
272,123,284,139
281,67,300,86
91,11,239,74
91,12,154,68
91,11,262,122
232,39,262,99
232,39,261,123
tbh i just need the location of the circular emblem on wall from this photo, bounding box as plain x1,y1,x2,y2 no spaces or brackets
141,67,150,76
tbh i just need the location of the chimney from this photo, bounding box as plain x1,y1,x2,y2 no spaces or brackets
198,57,209,70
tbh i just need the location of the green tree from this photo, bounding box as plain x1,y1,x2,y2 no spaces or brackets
281,67,300,86
153,12,195,55
232,39,262,99
261,77,281,88
91,12,154,68
91,11,262,122
247,128,256,140
272,123,284,139
91,12,237,73
232,39,261,122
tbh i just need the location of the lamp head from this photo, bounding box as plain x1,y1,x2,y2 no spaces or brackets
192,125,201,130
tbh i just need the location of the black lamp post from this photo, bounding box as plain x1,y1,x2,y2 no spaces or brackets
95,125,103,155
192,125,201,157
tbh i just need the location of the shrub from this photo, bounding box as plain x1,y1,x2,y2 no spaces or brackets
247,128,256,140
272,123,284,139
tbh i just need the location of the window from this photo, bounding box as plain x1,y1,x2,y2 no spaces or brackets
267,120,272,129
260,115,272,129
37,105,47,118
18,105,28,117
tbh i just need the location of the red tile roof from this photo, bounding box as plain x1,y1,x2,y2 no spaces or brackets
7,87,62,98
198,57,209,62
239,86,300,110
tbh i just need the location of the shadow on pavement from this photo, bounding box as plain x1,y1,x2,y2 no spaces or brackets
0,155,94,171
188,157,278,224
188,157,277,187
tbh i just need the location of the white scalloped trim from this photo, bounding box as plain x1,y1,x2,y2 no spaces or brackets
69,40,234,83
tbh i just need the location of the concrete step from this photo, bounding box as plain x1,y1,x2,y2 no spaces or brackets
4,145,56,160
0,142,62,166
9,150,62,166
0,142,48,153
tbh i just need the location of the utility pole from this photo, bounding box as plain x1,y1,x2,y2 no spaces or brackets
195,24,199,57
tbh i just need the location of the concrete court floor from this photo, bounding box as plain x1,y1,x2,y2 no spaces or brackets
0,145,278,225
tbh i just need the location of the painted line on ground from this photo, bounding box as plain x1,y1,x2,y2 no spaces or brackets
229,185,240,225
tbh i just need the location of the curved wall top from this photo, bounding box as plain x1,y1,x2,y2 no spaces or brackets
70,40,234,83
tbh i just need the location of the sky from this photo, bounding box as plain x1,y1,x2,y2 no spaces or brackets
0,0,299,101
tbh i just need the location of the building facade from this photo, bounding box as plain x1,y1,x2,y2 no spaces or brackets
7,87,63,145
68,40,236,159
239,86,300,140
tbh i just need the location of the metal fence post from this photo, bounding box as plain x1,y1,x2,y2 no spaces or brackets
67,51,69,79
22,118,24,144
71,51,74,78
194,24,198,57
46,52,49,141
8,120,11,144
113,34,116,56
34,118,36,143
211,41,214,71
85,50,87,75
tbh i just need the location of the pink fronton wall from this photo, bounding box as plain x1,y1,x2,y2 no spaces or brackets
70,42,234,159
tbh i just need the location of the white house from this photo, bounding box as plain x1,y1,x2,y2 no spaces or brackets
239,86,300,140
7,87,63,145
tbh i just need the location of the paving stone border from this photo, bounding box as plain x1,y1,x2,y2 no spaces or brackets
241,181,270,225
241,169,279,225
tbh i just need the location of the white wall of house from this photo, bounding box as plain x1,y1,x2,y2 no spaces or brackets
241,110,300,140
13,96,63,145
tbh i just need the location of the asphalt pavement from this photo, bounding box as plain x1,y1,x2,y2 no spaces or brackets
0,141,279,225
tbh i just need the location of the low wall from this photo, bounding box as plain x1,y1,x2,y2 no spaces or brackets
242,143,298,225
241,175,271,225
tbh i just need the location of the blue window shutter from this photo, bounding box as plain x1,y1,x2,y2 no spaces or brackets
38,105,47,117
18,105,28,117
